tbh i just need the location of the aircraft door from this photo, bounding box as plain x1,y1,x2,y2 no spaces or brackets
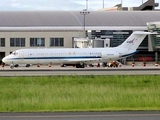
19,51,24,62
101,51,108,59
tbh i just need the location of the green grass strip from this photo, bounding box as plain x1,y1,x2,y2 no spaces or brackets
0,75,160,112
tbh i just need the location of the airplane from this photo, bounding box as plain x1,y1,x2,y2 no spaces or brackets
2,31,156,69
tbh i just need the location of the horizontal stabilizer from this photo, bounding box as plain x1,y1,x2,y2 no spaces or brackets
133,31,158,35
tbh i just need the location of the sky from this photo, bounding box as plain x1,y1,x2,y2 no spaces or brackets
0,0,159,11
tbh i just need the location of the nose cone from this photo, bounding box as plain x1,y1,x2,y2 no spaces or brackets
2,57,10,64
2,57,6,63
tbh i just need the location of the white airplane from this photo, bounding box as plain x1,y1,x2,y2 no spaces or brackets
2,31,156,69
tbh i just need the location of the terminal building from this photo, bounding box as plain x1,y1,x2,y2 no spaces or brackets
0,11,160,63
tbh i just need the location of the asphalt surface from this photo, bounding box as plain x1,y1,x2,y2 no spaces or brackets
1,65,160,120
0,65,160,76
0,111,160,120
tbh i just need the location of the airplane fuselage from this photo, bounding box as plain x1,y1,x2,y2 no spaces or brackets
3,47,136,65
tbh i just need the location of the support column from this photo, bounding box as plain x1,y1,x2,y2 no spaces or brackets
155,51,158,62
148,34,154,51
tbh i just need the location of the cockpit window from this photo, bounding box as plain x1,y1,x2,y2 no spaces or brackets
11,51,18,55
11,51,15,55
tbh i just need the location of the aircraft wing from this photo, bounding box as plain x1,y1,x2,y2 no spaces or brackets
62,58,102,64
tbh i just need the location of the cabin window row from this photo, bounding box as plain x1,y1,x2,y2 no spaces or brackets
36,52,101,56
7,38,64,47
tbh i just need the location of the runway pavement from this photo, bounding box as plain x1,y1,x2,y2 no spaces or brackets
0,111,160,120
0,65,160,76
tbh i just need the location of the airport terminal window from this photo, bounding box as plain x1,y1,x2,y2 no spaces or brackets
10,38,25,47
89,30,132,47
0,38,5,47
30,38,45,47
50,38,64,47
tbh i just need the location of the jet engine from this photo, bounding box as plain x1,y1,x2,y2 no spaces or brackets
101,51,120,60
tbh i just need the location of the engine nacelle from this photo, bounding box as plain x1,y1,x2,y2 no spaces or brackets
101,51,119,60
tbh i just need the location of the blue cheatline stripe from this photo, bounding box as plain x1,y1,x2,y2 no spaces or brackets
11,56,102,60
121,51,138,57
8,51,138,61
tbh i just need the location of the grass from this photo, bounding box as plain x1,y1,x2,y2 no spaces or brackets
0,75,160,112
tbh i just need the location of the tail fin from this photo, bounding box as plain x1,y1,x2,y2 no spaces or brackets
118,31,156,50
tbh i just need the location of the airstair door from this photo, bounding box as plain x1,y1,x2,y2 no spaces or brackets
19,51,24,63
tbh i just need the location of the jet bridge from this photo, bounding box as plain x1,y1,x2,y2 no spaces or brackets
92,38,110,48
73,38,93,48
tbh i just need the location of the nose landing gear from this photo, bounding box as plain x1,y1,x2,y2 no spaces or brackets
10,64,14,69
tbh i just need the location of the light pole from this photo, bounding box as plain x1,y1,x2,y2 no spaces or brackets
103,0,104,8
80,9,90,38
121,0,123,7
86,0,88,10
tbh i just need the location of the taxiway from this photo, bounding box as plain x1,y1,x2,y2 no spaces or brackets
0,111,160,120
0,65,160,76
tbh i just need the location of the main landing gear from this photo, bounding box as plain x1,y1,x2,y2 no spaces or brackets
75,64,85,68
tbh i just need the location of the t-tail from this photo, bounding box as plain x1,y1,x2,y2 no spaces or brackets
118,31,157,50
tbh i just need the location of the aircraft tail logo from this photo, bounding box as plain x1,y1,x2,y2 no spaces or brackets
126,39,135,44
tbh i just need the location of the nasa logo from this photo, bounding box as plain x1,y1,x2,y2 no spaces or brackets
127,39,135,43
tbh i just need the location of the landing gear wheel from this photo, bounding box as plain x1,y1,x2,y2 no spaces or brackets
81,64,85,68
10,65,14,69
76,64,80,68
26,64,30,67
76,64,85,68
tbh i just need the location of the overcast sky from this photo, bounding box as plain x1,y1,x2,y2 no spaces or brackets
0,0,159,11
